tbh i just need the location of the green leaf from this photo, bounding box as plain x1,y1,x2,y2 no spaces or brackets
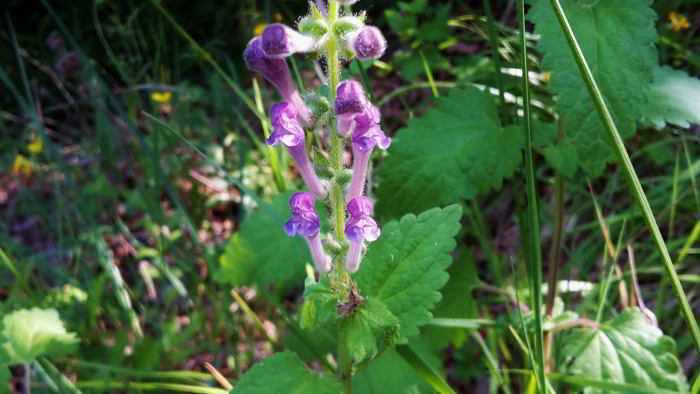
397,0,427,13
353,349,432,394
641,65,700,129
230,351,342,394
376,88,522,218
339,298,400,363
385,10,417,34
395,344,456,394
300,277,338,330
557,309,689,393
542,138,578,178
218,192,326,287
0,365,7,394
417,4,451,42
354,205,462,342
1,308,79,364
528,0,658,174
394,48,450,80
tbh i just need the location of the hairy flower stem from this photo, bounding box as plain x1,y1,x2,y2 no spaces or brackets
346,146,370,200
288,144,327,199
328,2,352,393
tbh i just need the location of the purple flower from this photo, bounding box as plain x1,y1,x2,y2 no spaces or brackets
348,26,387,60
266,102,328,199
262,24,316,58
344,197,380,273
334,80,367,136
345,104,391,199
284,192,331,273
244,37,311,123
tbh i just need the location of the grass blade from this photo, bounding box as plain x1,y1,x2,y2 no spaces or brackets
395,345,457,394
546,0,700,353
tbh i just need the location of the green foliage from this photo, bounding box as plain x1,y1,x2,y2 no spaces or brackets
230,351,343,394
218,192,326,287
641,66,700,129
300,277,338,330
542,139,578,178
0,308,78,364
528,0,658,174
377,88,522,218
558,309,689,393
352,349,432,394
0,365,7,394
354,205,462,342
339,298,400,363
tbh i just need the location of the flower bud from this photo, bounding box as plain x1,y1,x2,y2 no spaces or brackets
334,80,367,136
347,26,387,60
332,16,364,36
262,24,316,58
298,16,329,38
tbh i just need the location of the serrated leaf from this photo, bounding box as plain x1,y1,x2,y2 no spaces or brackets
300,277,338,330
230,351,342,394
218,192,326,287
1,308,78,364
641,65,700,129
528,0,658,174
558,308,689,393
354,205,462,342
377,88,522,218
353,349,432,394
542,138,578,178
339,298,400,363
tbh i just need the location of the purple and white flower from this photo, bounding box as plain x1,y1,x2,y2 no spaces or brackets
261,24,316,58
346,103,391,199
244,37,311,124
347,26,386,60
334,80,368,137
344,196,380,273
285,192,331,273
267,102,328,199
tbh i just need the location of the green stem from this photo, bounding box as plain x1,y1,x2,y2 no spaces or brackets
547,0,700,353
328,1,344,242
482,0,506,113
517,0,545,392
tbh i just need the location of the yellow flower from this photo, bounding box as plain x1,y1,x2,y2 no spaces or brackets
151,91,172,103
669,12,691,32
253,22,267,36
27,137,43,154
11,155,32,177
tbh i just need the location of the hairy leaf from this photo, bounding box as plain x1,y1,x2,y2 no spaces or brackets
218,192,326,287
339,298,400,363
377,88,522,218
542,138,578,178
558,309,689,393
300,277,338,330
1,308,78,364
354,205,462,341
230,351,342,394
641,66,700,129
528,0,658,174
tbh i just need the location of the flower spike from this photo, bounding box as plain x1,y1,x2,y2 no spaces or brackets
344,197,380,273
285,192,331,273
267,102,328,199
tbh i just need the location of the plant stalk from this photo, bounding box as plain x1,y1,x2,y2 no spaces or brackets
547,0,700,353
517,0,546,392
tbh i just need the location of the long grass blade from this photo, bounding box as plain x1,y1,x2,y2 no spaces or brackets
395,345,457,394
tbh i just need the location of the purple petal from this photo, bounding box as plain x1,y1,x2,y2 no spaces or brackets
262,24,315,58
244,37,297,100
268,102,304,147
347,196,374,218
349,26,387,60
345,215,380,243
289,192,316,213
334,80,367,116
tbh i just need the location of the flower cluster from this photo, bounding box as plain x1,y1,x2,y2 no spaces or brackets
245,0,388,277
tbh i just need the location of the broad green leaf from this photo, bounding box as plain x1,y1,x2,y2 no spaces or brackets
542,138,578,178
396,344,456,394
230,351,342,394
353,349,432,394
218,192,326,287
376,88,522,218
557,308,689,393
394,48,450,80
0,365,7,394
528,0,658,174
397,0,427,13
354,205,462,342
641,66,700,129
385,10,417,34
1,308,78,364
417,4,451,42
339,298,400,363
300,277,338,330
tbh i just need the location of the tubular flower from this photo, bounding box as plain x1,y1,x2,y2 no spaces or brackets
334,80,368,137
267,102,328,199
244,37,312,123
344,197,380,273
346,103,391,199
285,192,331,273
262,24,316,57
347,26,387,60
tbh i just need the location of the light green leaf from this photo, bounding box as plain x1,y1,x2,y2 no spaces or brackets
557,308,689,393
218,192,326,287
230,351,342,394
353,349,432,394
377,88,523,218
354,205,462,342
1,308,78,364
300,277,338,330
641,66,700,129
528,0,658,174
339,298,400,363
542,138,578,178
